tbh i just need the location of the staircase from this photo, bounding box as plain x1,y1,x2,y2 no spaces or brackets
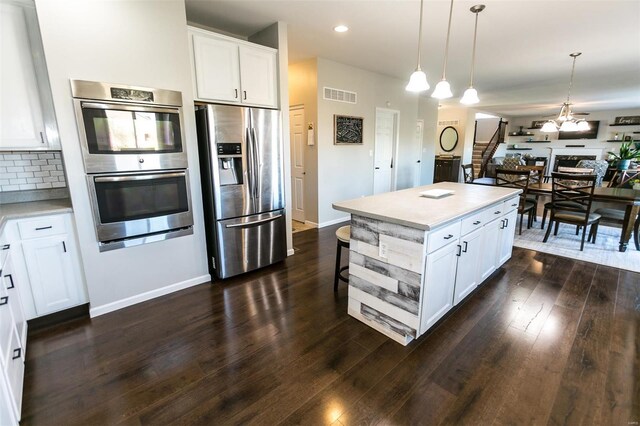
474,119,508,178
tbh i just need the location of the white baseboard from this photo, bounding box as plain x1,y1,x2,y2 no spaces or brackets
304,220,319,228
89,274,211,318
287,248,295,256
309,216,350,229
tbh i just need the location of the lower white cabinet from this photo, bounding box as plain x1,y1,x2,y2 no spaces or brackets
497,210,518,266
4,212,87,319
21,233,84,316
421,240,458,332
477,216,502,282
0,245,26,425
453,226,483,305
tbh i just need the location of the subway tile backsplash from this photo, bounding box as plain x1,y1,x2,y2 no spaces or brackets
0,151,66,192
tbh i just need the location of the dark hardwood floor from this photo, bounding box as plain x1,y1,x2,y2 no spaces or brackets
21,224,639,425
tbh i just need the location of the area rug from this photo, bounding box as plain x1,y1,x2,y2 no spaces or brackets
513,218,640,273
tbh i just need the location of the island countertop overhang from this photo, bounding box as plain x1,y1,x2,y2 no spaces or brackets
333,182,522,231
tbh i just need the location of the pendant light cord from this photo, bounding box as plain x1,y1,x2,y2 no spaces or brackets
566,55,577,103
416,0,424,69
441,0,454,79
469,11,479,87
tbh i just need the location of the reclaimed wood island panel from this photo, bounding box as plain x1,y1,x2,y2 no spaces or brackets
333,182,522,345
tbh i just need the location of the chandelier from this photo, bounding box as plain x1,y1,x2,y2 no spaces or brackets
541,52,590,132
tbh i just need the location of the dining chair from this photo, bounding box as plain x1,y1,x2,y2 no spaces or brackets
591,207,640,250
543,172,600,251
576,159,609,187
461,163,474,183
495,168,535,235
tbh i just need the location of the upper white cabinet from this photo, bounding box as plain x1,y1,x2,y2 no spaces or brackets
0,1,59,150
189,27,278,108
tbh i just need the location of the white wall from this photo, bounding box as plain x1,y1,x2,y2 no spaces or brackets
418,96,438,185
496,107,640,160
35,0,209,315
315,58,436,226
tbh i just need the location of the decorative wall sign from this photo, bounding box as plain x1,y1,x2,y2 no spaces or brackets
614,116,640,125
334,115,363,145
530,120,547,129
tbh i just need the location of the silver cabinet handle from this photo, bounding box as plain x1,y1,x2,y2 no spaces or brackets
225,214,282,229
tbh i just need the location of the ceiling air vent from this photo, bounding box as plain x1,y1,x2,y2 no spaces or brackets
323,87,357,104
438,120,459,126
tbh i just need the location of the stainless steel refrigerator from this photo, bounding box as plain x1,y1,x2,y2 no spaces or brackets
196,104,286,279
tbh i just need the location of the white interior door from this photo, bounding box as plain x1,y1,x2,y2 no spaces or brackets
289,107,305,222
373,108,399,194
414,119,424,187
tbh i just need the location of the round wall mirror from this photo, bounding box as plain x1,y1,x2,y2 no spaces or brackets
440,126,459,152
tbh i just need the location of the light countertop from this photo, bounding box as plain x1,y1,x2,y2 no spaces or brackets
332,182,521,231
0,198,73,234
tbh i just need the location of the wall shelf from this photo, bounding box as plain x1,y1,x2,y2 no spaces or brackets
606,139,640,142
506,147,533,151
524,141,551,143
609,123,640,127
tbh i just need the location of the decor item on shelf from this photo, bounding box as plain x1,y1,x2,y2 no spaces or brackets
541,52,591,132
334,115,363,145
630,179,640,190
460,4,485,105
508,126,533,137
614,115,640,125
405,0,429,92
608,141,640,171
625,135,632,141
432,0,455,99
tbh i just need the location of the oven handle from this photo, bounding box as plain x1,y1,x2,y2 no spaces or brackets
225,214,282,229
81,101,178,115
94,171,186,183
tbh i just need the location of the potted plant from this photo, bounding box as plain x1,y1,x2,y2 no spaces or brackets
630,179,640,190
608,142,640,171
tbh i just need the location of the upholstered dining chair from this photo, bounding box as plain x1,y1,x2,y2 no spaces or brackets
576,159,609,187
495,168,535,235
461,164,474,183
543,172,600,251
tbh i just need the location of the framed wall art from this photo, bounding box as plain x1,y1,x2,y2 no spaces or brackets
334,115,363,145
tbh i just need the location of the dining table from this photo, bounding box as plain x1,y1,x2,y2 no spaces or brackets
473,177,640,252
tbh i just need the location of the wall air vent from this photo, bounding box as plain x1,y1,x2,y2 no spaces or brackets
323,87,357,104
438,120,460,126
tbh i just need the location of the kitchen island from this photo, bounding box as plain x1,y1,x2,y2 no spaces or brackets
333,182,521,345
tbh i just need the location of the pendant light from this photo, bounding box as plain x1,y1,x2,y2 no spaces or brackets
432,0,455,99
460,4,485,105
541,52,590,132
406,0,430,92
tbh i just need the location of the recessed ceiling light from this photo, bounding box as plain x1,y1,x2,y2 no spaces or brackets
334,25,349,33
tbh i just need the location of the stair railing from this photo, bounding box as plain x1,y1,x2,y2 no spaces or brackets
478,119,507,178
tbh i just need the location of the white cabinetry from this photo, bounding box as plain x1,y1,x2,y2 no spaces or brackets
0,243,26,425
420,196,520,336
5,213,87,319
0,1,58,150
189,27,278,108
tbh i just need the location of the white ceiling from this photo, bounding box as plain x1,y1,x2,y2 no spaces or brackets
185,0,640,117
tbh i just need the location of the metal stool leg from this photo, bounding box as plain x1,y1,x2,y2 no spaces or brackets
334,240,342,292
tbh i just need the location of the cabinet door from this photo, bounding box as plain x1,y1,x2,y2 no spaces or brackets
421,241,458,333
453,227,483,305
0,3,46,149
4,328,23,420
497,209,518,266
21,234,83,316
0,372,17,426
478,217,501,282
239,45,277,107
2,256,26,352
192,33,241,103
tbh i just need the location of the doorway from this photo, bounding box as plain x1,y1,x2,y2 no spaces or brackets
373,108,400,194
289,106,305,223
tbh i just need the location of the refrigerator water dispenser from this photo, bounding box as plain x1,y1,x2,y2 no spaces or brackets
216,143,243,185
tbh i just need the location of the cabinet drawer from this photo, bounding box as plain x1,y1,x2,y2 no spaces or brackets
0,241,8,272
482,203,505,224
427,221,461,254
460,210,484,236
18,215,66,239
5,328,24,418
503,196,520,213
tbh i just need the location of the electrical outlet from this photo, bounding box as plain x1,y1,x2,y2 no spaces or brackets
379,241,389,258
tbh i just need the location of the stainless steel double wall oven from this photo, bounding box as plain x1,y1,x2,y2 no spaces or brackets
72,80,193,251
